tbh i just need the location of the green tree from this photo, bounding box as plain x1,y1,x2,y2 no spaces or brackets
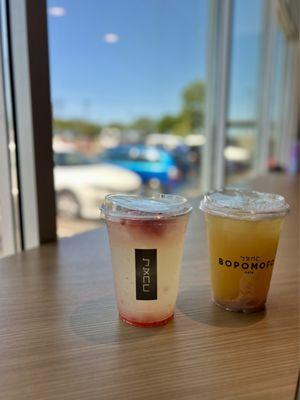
130,117,156,136
156,115,179,133
155,80,205,136
179,80,205,132
53,80,205,139
172,117,191,136
53,118,101,138
106,122,126,130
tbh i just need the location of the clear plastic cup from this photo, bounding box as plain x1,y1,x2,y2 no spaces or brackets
200,189,289,313
100,194,192,327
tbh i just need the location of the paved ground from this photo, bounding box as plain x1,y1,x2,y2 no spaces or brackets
57,217,101,238
56,179,203,238
55,171,253,239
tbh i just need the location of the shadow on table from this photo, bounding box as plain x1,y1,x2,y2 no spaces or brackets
70,298,168,345
177,285,266,328
70,286,266,344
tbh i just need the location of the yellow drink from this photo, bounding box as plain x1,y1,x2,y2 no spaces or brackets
200,189,289,313
205,214,284,312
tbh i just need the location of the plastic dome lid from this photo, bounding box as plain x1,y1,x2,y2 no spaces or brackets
199,188,289,220
100,193,192,220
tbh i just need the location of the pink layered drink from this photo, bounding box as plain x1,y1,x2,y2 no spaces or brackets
101,194,192,327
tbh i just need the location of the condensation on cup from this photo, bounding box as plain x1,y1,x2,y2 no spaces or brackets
100,194,192,327
200,188,290,313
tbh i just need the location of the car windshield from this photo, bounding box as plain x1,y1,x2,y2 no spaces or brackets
101,147,161,163
128,147,160,162
54,152,92,166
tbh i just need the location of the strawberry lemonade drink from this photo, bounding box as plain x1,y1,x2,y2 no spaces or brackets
200,189,289,313
101,194,192,326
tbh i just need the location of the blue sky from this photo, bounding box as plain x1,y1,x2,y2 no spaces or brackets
47,0,262,124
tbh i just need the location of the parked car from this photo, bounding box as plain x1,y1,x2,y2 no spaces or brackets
54,150,142,219
97,145,183,192
146,134,199,177
224,145,252,175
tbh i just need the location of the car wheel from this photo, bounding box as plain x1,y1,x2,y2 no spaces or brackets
144,179,164,195
148,177,161,190
56,191,81,219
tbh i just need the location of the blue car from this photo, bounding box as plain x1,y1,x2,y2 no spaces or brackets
98,145,182,192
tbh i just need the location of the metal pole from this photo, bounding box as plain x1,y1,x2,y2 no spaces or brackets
202,0,233,191
214,0,232,188
256,0,277,174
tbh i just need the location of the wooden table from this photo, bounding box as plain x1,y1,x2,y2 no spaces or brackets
0,175,299,400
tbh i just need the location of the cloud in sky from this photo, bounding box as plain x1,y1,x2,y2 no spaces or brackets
48,7,66,17
102,33,120,44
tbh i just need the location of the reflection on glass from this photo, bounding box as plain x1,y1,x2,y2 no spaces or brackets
47,0,208,236
225,0,263,184
269,30,285,170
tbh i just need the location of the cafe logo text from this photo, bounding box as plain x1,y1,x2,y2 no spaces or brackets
218,256,274,271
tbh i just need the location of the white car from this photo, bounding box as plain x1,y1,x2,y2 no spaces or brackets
54,150,142,219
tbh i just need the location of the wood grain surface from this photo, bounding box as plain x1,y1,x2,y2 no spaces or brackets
0,174,298,400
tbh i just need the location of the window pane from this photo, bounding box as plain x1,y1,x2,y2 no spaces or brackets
225,0,263,184
47,0,208,237
269,30,285,170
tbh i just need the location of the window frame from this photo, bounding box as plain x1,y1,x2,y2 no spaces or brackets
256,0,299,172
4,0,56,251
0,21,16,256
255,0,278,174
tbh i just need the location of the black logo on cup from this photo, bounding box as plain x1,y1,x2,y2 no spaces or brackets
218,257,274,270
135,249,157,300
